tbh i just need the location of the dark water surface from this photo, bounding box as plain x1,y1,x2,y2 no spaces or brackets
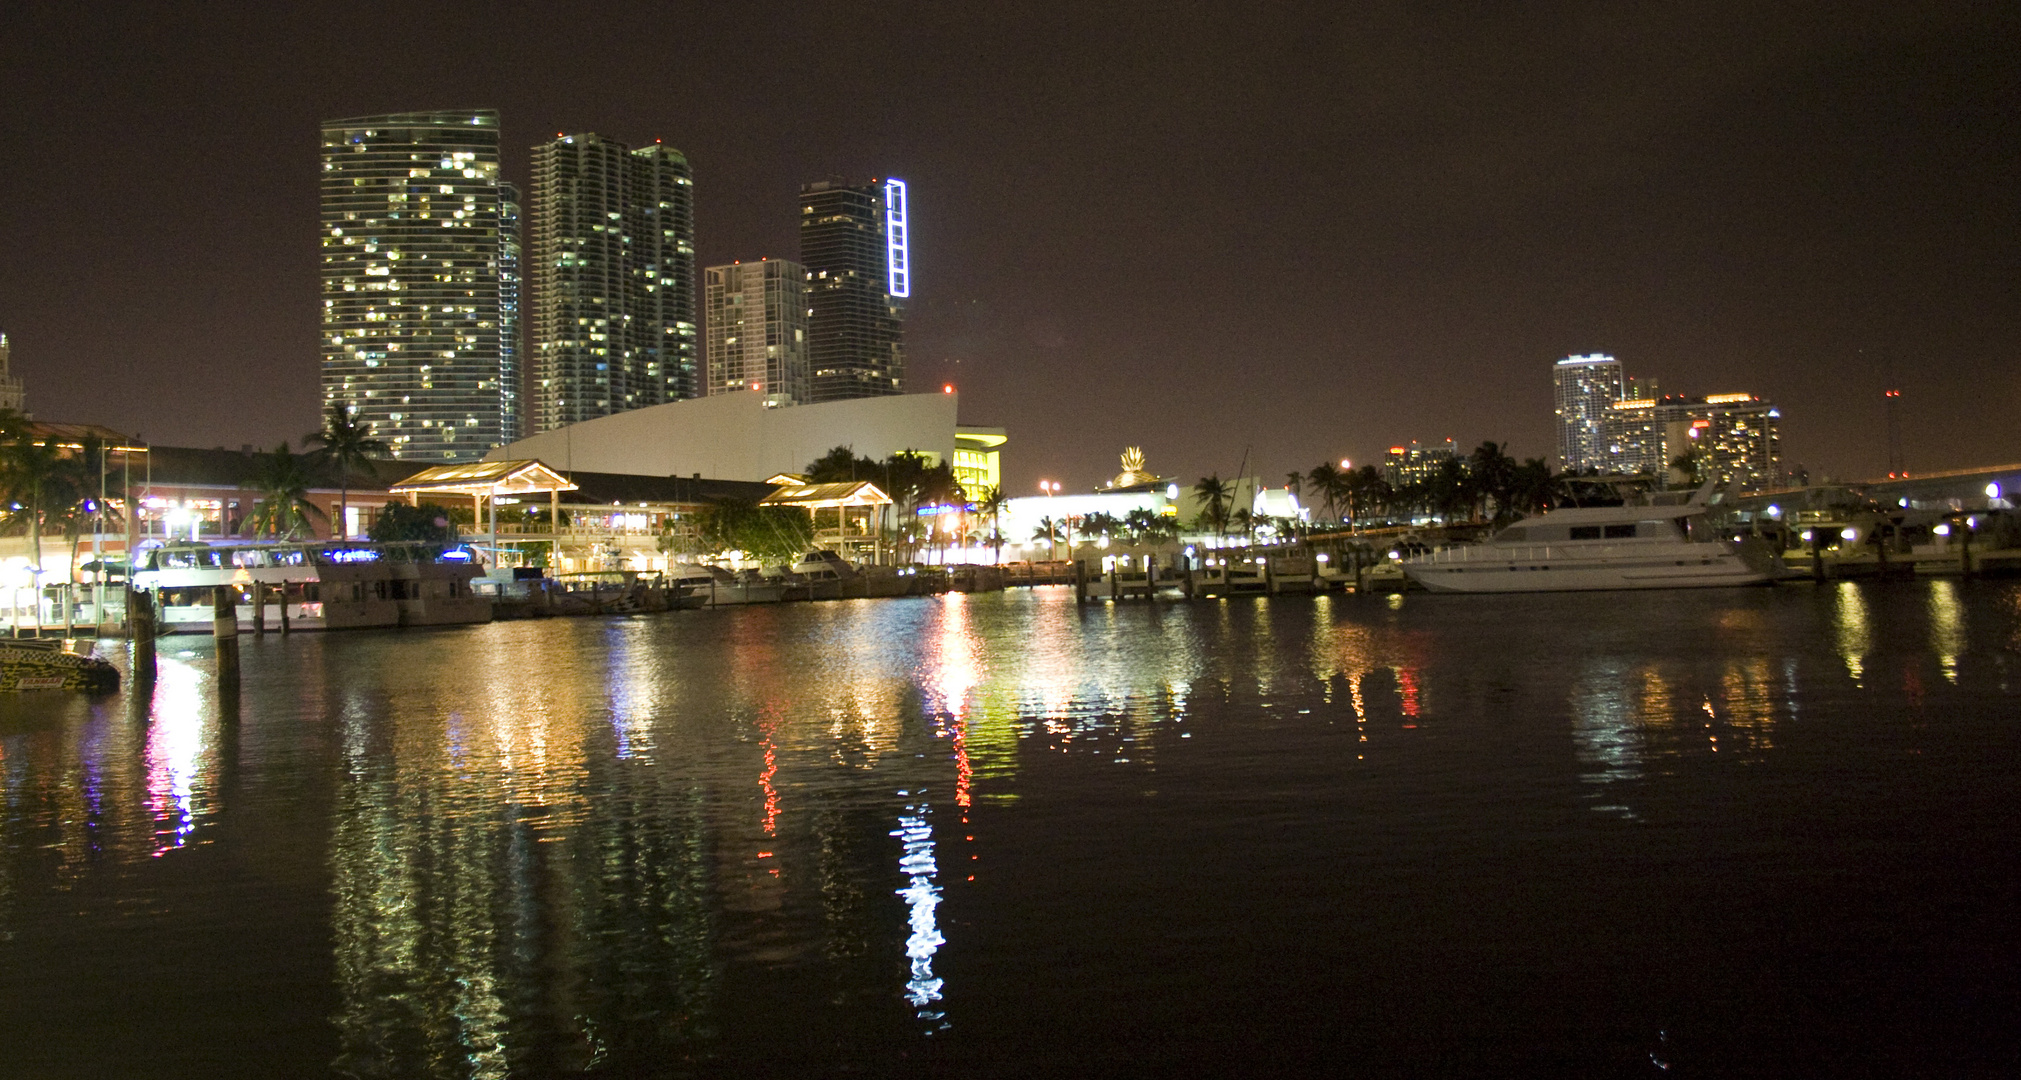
2,582,2018,1078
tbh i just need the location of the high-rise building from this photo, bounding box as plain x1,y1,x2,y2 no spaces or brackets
1602,393,1783,490
1675,394,1782,490
0,332,26,414
1604,397,1668,475
705,259,809,406
498,181,522,440
1383,438,1458,489
528,135,697,433
800,178,906,402
320,111,516,461
1553,354,1625,473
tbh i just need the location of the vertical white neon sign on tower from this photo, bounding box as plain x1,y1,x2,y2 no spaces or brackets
884,178,910,298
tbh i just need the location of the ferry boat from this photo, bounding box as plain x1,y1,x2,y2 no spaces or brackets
128,542,492,632
1401,501,1779,593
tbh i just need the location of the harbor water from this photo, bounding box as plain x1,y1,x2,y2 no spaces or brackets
1,582,2018,1077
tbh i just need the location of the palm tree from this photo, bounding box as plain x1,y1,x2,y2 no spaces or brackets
1284,471,1304,501
54,435,124,588
244,443,325,540
1080,511,1123,543
1469,441,1519,524
1510,458,1559,516
974,484,1011,563
1193,475,1233,536
305,403,389,539
1,433,66,575
1670,451,1703,488
1230,506,1255,539
1306,462,1342,521
1348,464,1390,527
1032,516,1060,560
1122,507,1160,543
1427,457,1474,523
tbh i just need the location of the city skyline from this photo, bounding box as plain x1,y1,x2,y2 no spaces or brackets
1,4,2014,490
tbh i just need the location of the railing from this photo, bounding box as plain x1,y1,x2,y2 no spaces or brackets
485,524,671,538
0,584,127,637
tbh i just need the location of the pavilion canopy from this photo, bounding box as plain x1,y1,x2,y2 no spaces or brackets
758,480,891,510
389,460,578,501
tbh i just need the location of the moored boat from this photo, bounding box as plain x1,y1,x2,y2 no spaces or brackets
0,638,120,693
129,541,491,632
1402,499,1779,593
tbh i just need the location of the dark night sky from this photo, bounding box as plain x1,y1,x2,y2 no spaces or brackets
1,2,2015,492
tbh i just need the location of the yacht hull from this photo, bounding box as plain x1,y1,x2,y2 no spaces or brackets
1405,539,1778,593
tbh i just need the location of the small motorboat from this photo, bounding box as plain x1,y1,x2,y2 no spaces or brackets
0,638,121,693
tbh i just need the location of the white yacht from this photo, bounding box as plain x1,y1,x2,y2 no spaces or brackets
1401,501,1779,593
129,541,492,632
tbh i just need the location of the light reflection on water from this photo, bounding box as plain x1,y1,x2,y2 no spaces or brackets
143,656,212,856
0,581,2017,1076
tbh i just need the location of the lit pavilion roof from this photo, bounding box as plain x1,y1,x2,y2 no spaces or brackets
390,459,578,498
758,479,891,509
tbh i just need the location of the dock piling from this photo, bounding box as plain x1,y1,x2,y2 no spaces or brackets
129,585,156,686
212,585,240,686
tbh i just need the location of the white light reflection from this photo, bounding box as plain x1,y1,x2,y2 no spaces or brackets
1571,660,1642,818
1928,580,1965,685
144,656,210,855
607,625,658,762
1834,583,1872,687
890,798,948,1029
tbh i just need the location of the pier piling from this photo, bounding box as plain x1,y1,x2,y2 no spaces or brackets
129,585,156,686
212,585,240,686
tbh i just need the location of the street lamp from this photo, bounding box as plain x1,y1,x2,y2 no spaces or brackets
1039,481,1061,559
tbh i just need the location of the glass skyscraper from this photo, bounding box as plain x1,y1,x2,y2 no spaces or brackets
528,135,697,432
799,179,905,403
320,111,517,461
704,259,809,406
1553,354,1625,473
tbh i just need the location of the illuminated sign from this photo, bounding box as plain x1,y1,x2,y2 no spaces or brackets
884,178,909,297
1704,393,1755,404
